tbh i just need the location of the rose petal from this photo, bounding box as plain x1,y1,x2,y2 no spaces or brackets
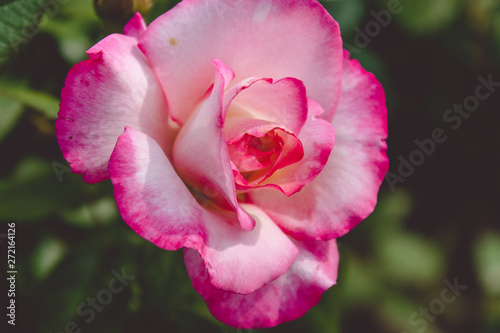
185,237,339,329
56,30,172,184
333,51,388,142
223,76,333,193
228,122,305,187
249,51,388,240
254,99,335,196
172,60,254,231
109,127,298,294
124,12,147,39
224,77,308,134
109,127,206,251
139,0,342,124
204,203,299,294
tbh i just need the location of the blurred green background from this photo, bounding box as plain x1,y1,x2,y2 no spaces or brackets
1,0,499,332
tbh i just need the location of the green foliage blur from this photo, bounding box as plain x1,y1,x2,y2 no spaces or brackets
1,0,499,332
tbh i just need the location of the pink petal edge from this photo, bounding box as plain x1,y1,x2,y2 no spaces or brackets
56,31,171,184
185,237,339,328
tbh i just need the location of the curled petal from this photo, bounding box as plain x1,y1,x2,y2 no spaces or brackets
224,77,308,134
226,119,304,186
173,60,254,231
252,99,335,196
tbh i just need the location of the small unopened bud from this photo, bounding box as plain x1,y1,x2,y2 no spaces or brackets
94,0,153,26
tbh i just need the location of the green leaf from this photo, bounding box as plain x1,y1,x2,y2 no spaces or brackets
31,235,67,280
0,0,49,71
0,95,23,143
378,233,445,287
58,196,119,228
0,157,81,221
394,0,461,36
0,80,59,118
474,232,500,297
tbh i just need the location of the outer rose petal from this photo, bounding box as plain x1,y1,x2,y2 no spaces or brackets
56,26,172,184
249,52,389,240
139,0,343,124
110,127,298,294
173,60,255,231
185,238,339,329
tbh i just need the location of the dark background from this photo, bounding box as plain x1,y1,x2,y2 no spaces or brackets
1,0,499,332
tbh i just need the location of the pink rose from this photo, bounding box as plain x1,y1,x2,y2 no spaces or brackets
56,0,388,328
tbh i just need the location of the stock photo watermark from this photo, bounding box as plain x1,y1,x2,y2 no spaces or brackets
385,74,500,191
52,161,71,183
402,277,467,333
4,221,17,326
50,267,135,333
344,0,413,54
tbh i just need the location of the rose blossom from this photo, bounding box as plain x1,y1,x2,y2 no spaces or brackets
56,0,388,328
